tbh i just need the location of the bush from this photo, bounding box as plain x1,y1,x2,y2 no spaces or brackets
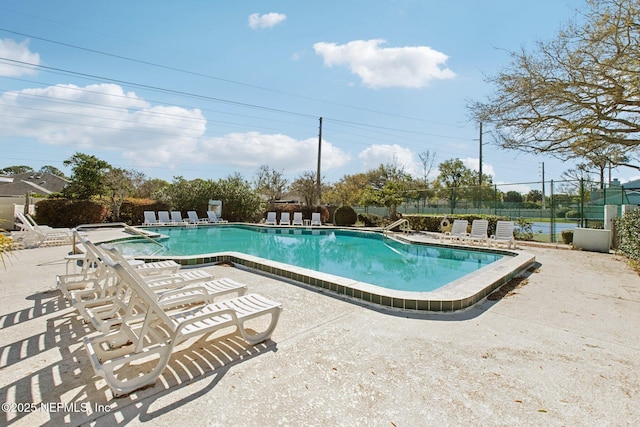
616,209,640,261
561,230,574,244
334,206,358,226
35,198,108,228
120,199,171,225
513,217,534,241
555,207,571,218
565,210,581,219
358,213,383,227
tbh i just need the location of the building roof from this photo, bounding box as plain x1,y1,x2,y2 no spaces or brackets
0,172,68,196
623,178,640,189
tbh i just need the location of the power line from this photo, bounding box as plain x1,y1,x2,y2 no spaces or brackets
0,27,471,129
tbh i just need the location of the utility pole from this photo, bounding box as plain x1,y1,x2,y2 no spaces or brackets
540,162,546,209
316,117,322,205
478,122,483,209
478,122,483,188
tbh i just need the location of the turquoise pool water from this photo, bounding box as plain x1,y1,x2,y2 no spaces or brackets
111,225,504,292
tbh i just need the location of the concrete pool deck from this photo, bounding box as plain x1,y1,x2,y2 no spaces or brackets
1,235,639,425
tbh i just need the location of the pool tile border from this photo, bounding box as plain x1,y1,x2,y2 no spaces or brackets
128,241,535,313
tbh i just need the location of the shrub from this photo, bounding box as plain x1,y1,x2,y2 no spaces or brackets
120,199,171,225
358,213,382,227
35,198,108,228
565,210,581,219
513,217,534,241
561,230,574,244
616,209,640,261
334,206,358,226
555,207,571,218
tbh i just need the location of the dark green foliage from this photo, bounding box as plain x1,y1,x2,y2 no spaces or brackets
334,206,358,226
35,199,108,228
119,200,171,225
561,230,574,244
358,213,383,227
513,217,534,241
616,209,640,260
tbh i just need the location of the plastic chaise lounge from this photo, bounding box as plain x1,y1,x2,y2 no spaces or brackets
187,211,208,224
56,238,206,300
264,212,277,225
157,211,172,225
439,219,468,242
143,211,158,226
292,212,303,226
279,212,291,226
489,220,516,249
75,247,248,334
83,256,282,397
170,211,188,225
310,212,321,226
12,212,73,247
462,219,489,246
206,211,228,223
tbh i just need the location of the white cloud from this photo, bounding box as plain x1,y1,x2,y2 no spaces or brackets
313,39,455,88
462,157,495,178
358,144,419,176
196,132,350,174
0,83,206,164
0,82,350,177
248,12,287,29
0,38,41,77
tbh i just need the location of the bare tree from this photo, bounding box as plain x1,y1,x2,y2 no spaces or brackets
253,165,288,204
469,0,640,170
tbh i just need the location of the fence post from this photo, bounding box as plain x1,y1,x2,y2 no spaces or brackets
550,180,555,243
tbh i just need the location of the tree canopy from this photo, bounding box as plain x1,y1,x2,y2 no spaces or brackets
469,0,640,170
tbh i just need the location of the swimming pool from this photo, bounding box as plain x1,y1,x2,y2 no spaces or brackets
111,225,502,292
108,224,535,312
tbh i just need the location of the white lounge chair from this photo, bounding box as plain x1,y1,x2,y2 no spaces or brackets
310,212,321,226
187,211,207,224
265,212,277,225
463,219,489,246
292,212,303,226
84,255,282,396
490,221,516,249
143,211,158,226
440,219,468,242
76,247,247,334
171,211,188,225
57,235,198,300
280,212,291,226
12,212,73,247
207,211,228,223
157,211,171,225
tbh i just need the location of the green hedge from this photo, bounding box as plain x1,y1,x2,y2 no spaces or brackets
120,199,171,226
35,199,108,228
616,209,640,261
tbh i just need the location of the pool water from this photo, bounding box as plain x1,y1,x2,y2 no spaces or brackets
111,225,504,292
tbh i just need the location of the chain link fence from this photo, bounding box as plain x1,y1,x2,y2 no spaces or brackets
354,179,638,243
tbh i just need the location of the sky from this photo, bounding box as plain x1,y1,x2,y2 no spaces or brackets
1,0,638,194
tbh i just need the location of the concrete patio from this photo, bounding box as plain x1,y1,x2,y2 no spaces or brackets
1,236,639,426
